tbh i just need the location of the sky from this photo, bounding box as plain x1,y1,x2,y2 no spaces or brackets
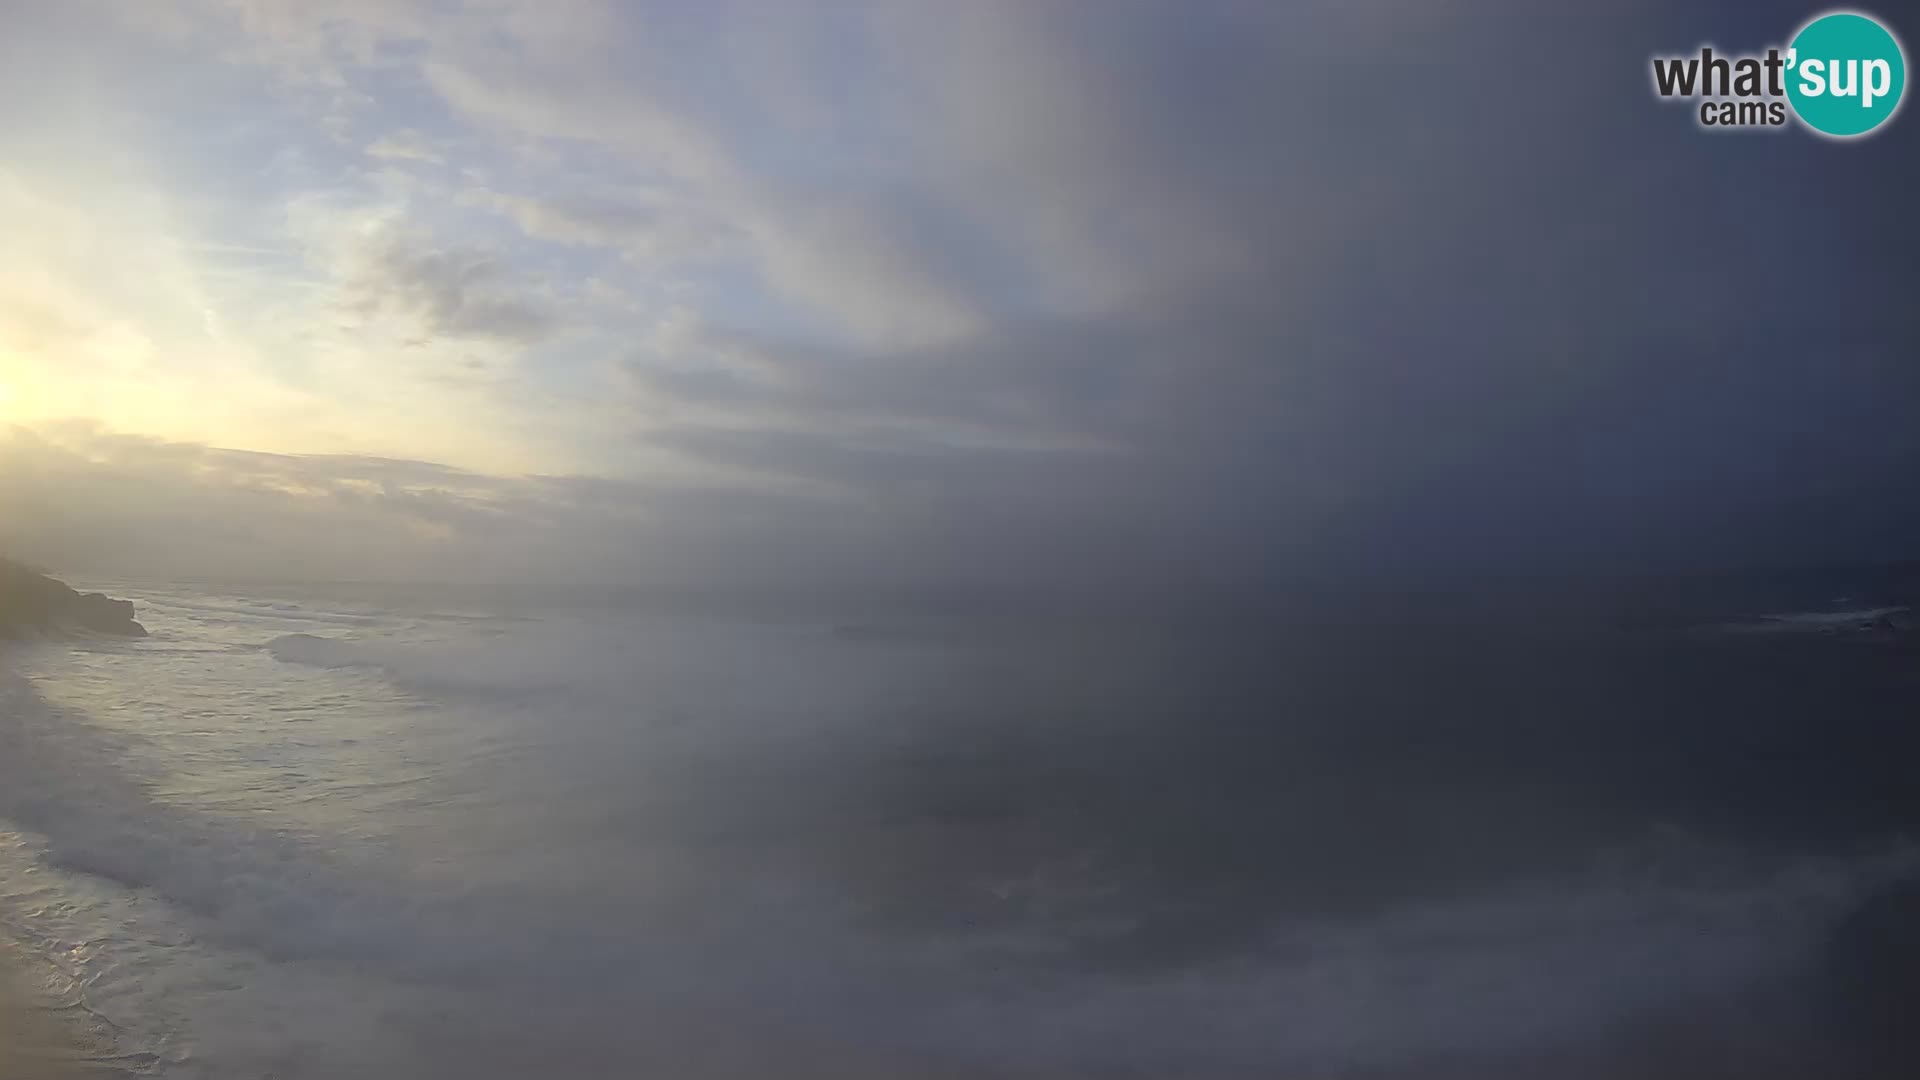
1,0,1916,586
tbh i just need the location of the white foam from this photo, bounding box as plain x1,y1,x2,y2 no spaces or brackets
263,632,376,670
136,594,387,627
1763,606,1909,627
1715,605,1910,634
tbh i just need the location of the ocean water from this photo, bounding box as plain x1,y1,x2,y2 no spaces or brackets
4,576,1920,1077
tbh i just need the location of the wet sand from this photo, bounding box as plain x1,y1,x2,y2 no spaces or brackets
0,941,122,1080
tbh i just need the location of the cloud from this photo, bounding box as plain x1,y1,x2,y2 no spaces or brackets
344,228,556,345
462,187,730,267
0,422,812,584
413,28,991,349
12,0,1916,586
365,129,446,165
0,418,1300,589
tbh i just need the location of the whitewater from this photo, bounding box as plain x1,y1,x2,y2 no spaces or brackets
3,579,1919,1077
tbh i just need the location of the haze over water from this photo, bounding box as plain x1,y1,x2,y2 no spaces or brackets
4,2,1919,1076
3,569,1919,1077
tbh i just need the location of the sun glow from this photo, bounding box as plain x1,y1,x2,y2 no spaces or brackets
0,358,52,426
0,359,23,420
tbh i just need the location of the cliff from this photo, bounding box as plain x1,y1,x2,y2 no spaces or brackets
0,558,147,639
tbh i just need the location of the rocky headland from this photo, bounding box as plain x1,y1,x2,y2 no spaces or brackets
0,558,147,639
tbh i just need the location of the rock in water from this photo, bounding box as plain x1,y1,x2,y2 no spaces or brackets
0,558,147,638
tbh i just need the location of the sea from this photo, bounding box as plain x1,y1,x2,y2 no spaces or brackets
3,570,1919,1078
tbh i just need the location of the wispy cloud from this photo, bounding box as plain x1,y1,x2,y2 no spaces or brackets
0,421,852,584
365,129,446,166
344,228,557,345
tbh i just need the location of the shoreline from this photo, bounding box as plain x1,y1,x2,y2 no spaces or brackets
0,936,119,1079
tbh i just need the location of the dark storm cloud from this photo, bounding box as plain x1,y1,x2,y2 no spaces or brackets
608,0,1920,583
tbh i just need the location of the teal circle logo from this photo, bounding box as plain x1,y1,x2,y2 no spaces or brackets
1786,12,1906,137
